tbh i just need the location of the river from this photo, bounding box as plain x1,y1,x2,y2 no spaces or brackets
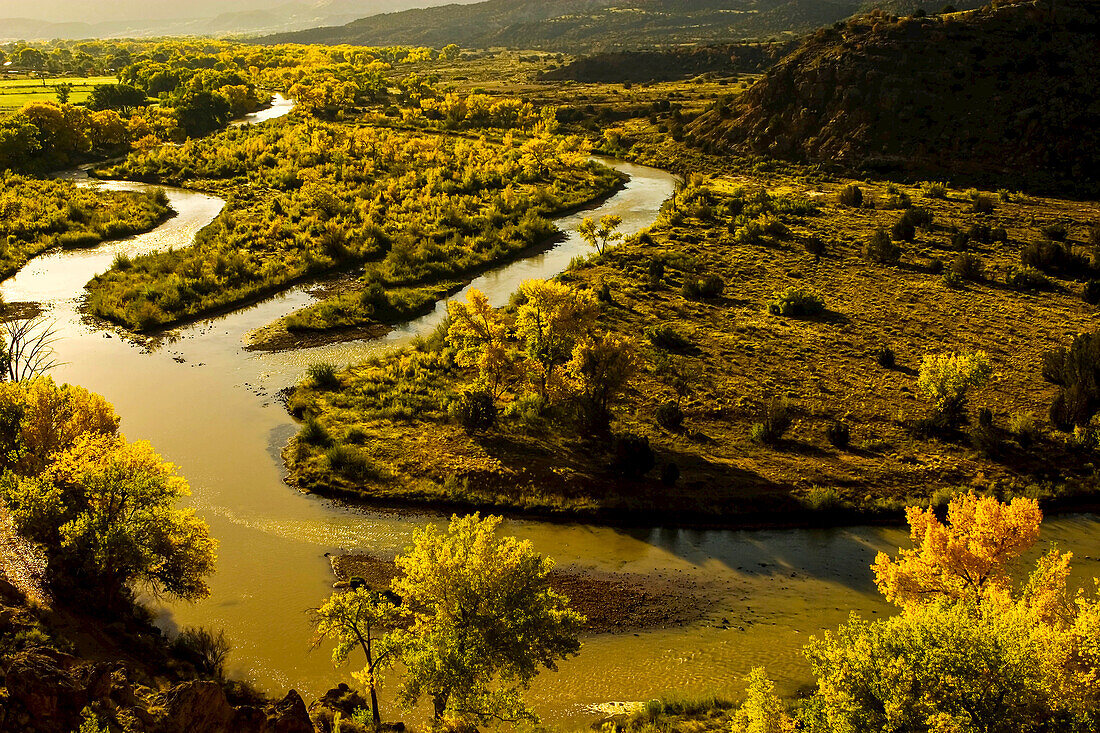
2,105,1099,725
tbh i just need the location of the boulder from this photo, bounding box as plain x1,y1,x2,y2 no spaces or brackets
161,680,235,733
268,689,314,733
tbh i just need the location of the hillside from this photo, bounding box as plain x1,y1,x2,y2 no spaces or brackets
262,0,865,51
537,42,799,83
687,0,1100,195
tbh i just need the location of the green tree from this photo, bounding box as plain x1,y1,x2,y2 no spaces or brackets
917,350,992,424
54,83,73,104
731,668,795,733
313,586,400,729
173,90,231,138
578,214,623,255
87,83,147,115
392,514,584,724
440,44,461,61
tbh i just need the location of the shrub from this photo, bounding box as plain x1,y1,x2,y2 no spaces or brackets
1008,412,1039,449
751,399,793,445
951,229,971,250
967,223,993,244
972,194,995,214
646,325,692,352
768,287,825,317
881,184,911,210
300,417,332,447
891,216,916,242
969,408,1002,457
1021,240,1090,276
826,420,851,449
800,485,843,511
1084,280,1100,305
324,444,378,480
928,257,944,274
951,253,984,281
610,433,655,478
901,206,933,229
647,257,665,289
680,273,725,299
864,227,901,264
655,401,684,430
917,351,993,422
450,390,497,432
1042,332,1100,431
1040,223,1068,241
804,236,826,259
171,627,230,679
838,184,863,207
920,181,948,198
942,269,964,289
876,346,896,369
1006,267,1051,291
307,362,341,390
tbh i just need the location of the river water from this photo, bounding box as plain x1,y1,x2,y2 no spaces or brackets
2,107,1099,725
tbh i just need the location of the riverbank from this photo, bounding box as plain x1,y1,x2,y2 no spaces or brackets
330,553,711,635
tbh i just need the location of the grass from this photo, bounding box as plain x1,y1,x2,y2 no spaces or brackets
0,76,117,114
285,152,1100,524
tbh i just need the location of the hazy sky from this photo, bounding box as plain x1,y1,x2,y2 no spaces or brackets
0,0,440,23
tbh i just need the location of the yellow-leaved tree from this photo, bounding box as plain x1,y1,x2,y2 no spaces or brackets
515,279,597,401
446,288,520,400
871,493,1043,608
0,378,215,608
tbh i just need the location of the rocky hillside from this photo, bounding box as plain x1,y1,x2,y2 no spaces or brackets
262,0,864,51
687,1,1100,195
537,42,799,83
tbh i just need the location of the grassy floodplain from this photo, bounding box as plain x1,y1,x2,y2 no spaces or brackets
0,75,117,113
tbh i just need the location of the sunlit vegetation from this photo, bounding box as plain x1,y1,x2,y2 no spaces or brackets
287,163,1100,519
87,118,622,331
0,174,170,278
0,378,215,609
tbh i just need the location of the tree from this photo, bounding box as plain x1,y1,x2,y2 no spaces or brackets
15,48,47,85
1042,331,1100,431
1,317,61,383
567,332,639,430
446,289,518,400
54,83,73,104
87,84,148,115
871,494,1043,609
440,44,461,61
173,90,231,138
515,279,597,401
731,668,795,733
392,514,583,724
578,214,623,255
917,350,992,423
313,586,400,729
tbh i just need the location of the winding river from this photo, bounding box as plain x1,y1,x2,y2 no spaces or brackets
3,102,1099,724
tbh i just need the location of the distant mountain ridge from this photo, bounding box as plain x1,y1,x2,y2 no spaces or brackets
0,0,479,40
687,0,1100,194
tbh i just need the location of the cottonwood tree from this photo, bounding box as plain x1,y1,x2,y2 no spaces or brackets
578,214,623,255
447,289,519,400
917,350,992,425
393,514,583,724
567,332,639,430
872,494,1043,609
515,279,597,401
313,586,400,729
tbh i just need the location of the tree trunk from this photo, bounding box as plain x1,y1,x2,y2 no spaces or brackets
433,693,448,722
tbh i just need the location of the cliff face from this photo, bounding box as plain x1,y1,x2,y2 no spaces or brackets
687,1,1100,195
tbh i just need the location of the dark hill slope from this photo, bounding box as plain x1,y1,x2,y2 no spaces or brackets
687,1,1100,194
261,0,866,51
537,42,800,83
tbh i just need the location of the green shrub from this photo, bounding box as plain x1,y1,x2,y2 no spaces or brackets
325,444,379,480
826,420,851,449
307,362,341,390
876,346,896,368
300,417,332,447
864,227,901,264
800,485,843,511
682,274,725,299
450,390,497,432
655,401,684,430
1006,267,1051,291
891,216,916,242
951,253,984,281
804,236,826,259
1022,240,1091,276
1008,412,1040,449
881,184,911,210
942,269,964,289
920,181,948,198
901,206,933,229
752,399,793,444
972,194,995,214
768,287,825,317
646,325,692,352
838,184,863,207
967,223,993,244
647,257,665,289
